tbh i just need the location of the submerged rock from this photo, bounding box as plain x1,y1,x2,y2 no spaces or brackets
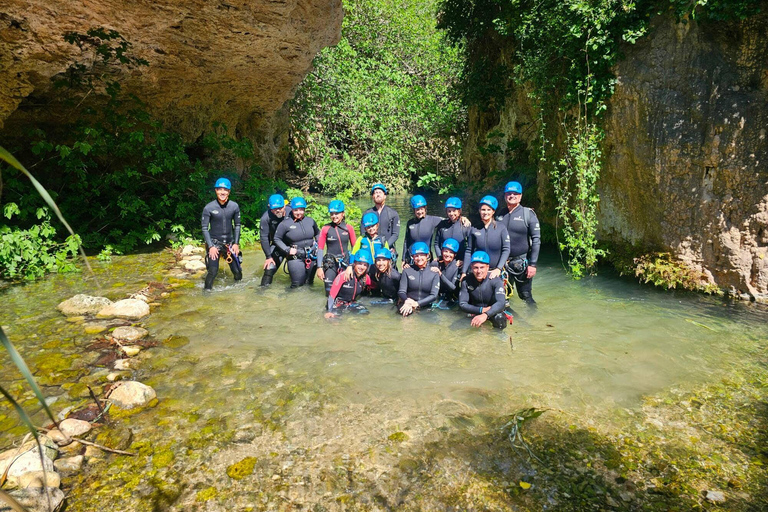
57,295,112,316
111,326,149,342
0,449,55,488
108,381,157,409
122,345,142,357
54,455,83,475
17,470,61,489
59,418,92,438
97,299,150,320
705,490,726,503
183,259,207,271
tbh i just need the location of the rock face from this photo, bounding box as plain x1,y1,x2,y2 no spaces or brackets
57,295,112,316
462,13,768,300
0,0,344,172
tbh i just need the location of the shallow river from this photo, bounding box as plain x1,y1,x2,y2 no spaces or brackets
2,196,767,510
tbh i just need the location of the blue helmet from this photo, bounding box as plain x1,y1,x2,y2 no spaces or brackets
479,195,498,211
441,238,460,253
471,251,491,265
410,195,427,209
505,181,523,194
375,248,392,260
290,197,307,209
355,250,374,265
445,197,462,209
410,242,430,256
371,183,388,195
214,178,231,190
328,200,345,213
268,194,285,209
362,212,379,228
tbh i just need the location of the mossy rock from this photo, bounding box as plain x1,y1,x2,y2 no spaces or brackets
95,424,134,450
226,457,258,480
196,486,218,502
152,448,175,469
388,431,409,443
35,354,80,374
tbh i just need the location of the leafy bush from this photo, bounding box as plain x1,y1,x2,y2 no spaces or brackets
1,204,80,281
291,0,466,193
285,188,363,228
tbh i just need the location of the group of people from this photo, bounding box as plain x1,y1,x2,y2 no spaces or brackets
201,180,541,329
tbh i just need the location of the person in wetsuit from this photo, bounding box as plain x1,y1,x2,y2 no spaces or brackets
316,200,356,296
369,247,401,305
402,195,443,266
459,251,510,329
325,251,372,318
462,196,510,280
496,181,541,305
273,197,320,288
398,242,441,316
351,212,389,264
429,238,461,308
259,194,292,287
434,197,471,270
361,184,400,260
201,178,242,291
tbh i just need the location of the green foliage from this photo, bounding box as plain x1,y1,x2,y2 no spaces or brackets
97,245,115,261
3,29,280,254
631,252,721,293
292,0,466,193
239,226,259,247
285,188,363,227
0,204,80,281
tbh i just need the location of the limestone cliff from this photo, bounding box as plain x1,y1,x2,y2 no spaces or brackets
0,0,343,174
462,13,768,301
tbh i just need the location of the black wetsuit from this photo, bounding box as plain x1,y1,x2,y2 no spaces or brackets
433,218,471,264
403,215,443,263
459,275,508,329
398,265,441,309
259,206,292,286
497,205,541,303
317,222,356,295
327,272,370,315
369,266,401,301
463,222,511,273
201,199,242,290
430,260,460,300
361,204,400,255
274,214,320,288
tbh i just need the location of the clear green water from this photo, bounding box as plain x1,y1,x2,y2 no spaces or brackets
2,197,767,509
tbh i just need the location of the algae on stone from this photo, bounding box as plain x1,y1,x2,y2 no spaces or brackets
226,457,257,480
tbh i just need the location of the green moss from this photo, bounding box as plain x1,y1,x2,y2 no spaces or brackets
226,457,258,480
388,431,409,443
196,486,218,502
152,448,175,469
164,335,189,349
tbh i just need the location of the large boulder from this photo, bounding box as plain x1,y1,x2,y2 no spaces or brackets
57,295,112,316
108,381,156,409
96,299,150,320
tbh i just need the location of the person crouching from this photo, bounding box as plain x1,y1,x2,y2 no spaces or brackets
325,251,372,318
459,251,510,329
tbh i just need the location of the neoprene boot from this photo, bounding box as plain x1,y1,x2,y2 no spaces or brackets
491,312,508,329
519,291,537,305
261,266,276,286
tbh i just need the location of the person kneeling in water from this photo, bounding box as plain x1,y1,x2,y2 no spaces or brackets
459,251,510,329
325,251,372,318
398,242,440,316
369,247,401,305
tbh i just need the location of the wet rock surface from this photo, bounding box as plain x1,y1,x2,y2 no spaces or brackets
111,326,148,342
97,299,150,320
57,295,112,316
107,381,157,409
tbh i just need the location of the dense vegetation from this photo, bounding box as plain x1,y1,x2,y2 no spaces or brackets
290,0,466,195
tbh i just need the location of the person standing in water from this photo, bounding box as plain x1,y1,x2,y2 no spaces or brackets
201,178,242,291
369,247,401,304
462,196,510,280
351,212,389,263
434,197,471,270
402,195,443,266
398,242,440,316
316,200,356,296
325,250,372,318
361,184,400,261
259,194,292,287
273,197,320,288
496,181,541,305
459,251,510,329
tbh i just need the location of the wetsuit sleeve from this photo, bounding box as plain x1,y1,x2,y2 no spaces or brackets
398,269,409,302
528,209,541,266
458,280,475,314
417,272,440,308
440,265,458,292
389,209,401,247
233,203,241,245
317,225,330,261
312,219,321,238
273,221,290,255
487,278,507,317
462,234,473,276
259,211,272,258
497,224,511,270
347,224,357,247
201,204,213,247
327,274,345,310
402,220,412,263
